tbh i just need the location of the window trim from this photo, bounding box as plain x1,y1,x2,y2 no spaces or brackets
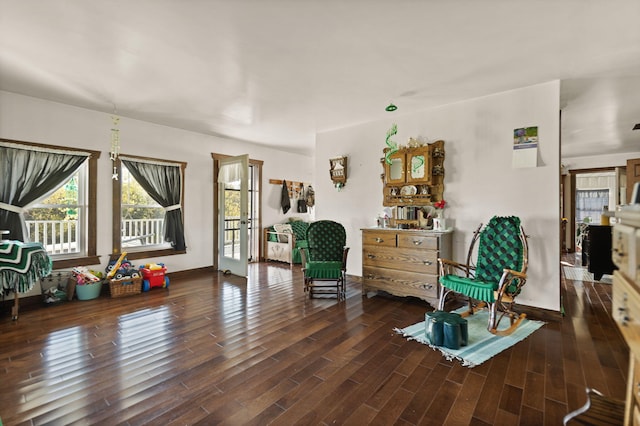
28,162,88,257
0,138,101,269
112,155,187,261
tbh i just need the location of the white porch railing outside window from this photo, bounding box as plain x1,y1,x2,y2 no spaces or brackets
26,219,80,255
25,218,167,254
121,218,165,247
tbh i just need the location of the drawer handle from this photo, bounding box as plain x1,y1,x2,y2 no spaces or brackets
423,260,433,266
367,254,376,259
423,284,433,290
375,237,384,243
618,307,630,326
412,240,423,246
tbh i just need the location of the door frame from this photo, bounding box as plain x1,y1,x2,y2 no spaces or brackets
211,153,263,270
564,166,616,253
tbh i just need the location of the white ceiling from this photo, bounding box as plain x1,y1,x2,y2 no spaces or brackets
1,1,639,157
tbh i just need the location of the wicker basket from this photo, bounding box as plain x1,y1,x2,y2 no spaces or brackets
109,276,142,298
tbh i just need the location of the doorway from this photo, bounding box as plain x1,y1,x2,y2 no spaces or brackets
563,168,619,259
212,153,263,275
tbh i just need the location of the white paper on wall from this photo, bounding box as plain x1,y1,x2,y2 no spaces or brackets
513,127,538,168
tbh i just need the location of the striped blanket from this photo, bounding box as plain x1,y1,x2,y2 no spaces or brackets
0,241,52,296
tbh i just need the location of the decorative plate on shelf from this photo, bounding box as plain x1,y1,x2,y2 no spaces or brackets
400,185,417,196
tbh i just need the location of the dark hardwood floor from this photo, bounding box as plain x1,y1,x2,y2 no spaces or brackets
0,257,628,425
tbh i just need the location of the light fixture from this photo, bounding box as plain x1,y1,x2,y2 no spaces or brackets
110,114,120,180
385,103,397,112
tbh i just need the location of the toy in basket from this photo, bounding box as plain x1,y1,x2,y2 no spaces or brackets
139,263,169,292
106,252,142,298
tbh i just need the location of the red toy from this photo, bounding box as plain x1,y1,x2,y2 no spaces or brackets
139,263,169,292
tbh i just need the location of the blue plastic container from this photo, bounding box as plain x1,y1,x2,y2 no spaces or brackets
76,281,102,300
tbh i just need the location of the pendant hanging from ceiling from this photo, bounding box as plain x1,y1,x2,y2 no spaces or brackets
110,114,120,180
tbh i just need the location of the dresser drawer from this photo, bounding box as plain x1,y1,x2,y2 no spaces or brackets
363,246,437,274
362,231,397,247
397,233,438,250
612,271,640,355
633,355,640,409
613,224,637,281
396,248,438,274
636,229,640,283
363,266,438,299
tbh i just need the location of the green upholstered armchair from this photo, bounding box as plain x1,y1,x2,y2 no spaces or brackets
437,216,529,335
300,220,349,299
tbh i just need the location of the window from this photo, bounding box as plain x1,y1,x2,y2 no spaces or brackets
120,165,169,249
24,164,88,257
112,156,186,260
0,138,100,269
576,189,609,223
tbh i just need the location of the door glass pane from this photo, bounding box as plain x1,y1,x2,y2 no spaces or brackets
223,181,241,260
390,158,402,180
248,164,259,262
410,155,425,180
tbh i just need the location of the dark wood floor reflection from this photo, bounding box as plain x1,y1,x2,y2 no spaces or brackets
0,258,628,425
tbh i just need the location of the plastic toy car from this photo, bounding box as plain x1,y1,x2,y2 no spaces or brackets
139,263,169,292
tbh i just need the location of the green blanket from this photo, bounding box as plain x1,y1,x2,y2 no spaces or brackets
0,241,52,296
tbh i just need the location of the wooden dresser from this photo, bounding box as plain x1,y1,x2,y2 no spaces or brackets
611,208,640,425
361,228,452,307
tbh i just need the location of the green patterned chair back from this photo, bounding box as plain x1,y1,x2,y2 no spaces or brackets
475,216,523,285
290,221,309,241
306,220,346,262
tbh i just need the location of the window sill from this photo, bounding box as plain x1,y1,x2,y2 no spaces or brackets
111,248,186,262
53,256,101,270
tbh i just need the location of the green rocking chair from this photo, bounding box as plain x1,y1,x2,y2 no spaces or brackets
300,220,350,299
437,216,529,336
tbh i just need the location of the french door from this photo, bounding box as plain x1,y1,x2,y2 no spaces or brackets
217,155,249,277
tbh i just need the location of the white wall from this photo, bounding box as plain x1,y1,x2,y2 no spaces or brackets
0,91,314,283
1,83,563,311
315,81,561,311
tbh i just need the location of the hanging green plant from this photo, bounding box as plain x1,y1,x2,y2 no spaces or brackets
385,123,398,165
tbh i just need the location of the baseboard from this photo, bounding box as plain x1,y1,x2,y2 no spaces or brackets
0,265,217,318
167,266,216,280
346,274,362,283
518,304,563,323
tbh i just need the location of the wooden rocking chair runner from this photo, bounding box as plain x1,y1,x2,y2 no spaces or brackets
437,216,529,336
300,220,350,299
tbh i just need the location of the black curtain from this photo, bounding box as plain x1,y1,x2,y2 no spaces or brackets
0,144,88,241
121,159,186,251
